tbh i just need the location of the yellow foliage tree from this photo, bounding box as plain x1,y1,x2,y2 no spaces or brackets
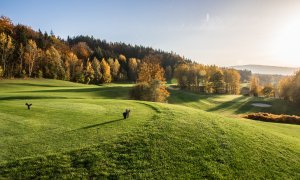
250,76,260,97
65,52,79,81
24,39,38,77
0,32,14,77
100,59,112,83
91,57,102,84
132,55,169,102
128,58,138,82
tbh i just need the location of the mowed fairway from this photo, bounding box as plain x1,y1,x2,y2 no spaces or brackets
0,79,299,179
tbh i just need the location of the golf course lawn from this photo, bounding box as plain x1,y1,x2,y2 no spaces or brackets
0,79,299,179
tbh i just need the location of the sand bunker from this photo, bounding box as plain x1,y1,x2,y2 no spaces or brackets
251,103,272,107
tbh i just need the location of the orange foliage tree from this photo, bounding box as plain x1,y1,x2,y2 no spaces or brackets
131,55,169,102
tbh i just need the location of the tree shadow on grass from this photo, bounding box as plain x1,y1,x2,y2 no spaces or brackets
207,96,250,113
168,89,216,103
5,83,67,88
0,96,69,100
18,86,131,99
75,118,125,130
234,100,262,114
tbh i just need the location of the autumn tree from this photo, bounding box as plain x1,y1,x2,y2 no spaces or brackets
128,58,138,82
290,71,300,105
174,63,190,89
131,55,169,102
33,48,45,78
24,39,38,77
279,71,300,105
100,59,112,83
107,58,120,81
147,79,170,102
64,52,78,81
224,69,240,94
174,63,208,93
75,60,84,83
239,69,252,83
137,55,161,81
119,54,126,62
85,60,94,84
17,43,25,76
0,16,13,35
91,57,102,84
118,54,128,81
210,69,225,94
278,77,292,100
261,84,275,97
43,46,65,79
0,32,14,77
111,59,120,81
72,42,92,62
0,64,3,77
250,76,260,97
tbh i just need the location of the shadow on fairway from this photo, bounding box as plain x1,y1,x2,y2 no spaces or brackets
207,96,249,113
19,86,131,99
76,118,125,130
168,89,213,103
6,83,66,87
0,96,69,100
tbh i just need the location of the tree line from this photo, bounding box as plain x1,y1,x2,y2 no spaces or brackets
174,63,241,94
0,16,185,83
0,16,242,96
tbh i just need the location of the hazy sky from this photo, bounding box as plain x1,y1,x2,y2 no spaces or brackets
1,0,300,67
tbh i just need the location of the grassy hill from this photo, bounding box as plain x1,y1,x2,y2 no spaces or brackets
0,79,299,179
168,88,300,116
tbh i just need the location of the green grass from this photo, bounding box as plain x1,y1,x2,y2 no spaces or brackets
0,79,299,179
168,88,300,116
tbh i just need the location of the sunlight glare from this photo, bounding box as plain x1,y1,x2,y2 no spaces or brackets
271,11,300,67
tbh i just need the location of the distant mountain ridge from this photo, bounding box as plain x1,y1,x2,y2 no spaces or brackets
231,64,299,75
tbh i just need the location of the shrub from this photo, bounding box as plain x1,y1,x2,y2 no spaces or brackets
130,80,169,102
244,112,300,125
240,87,250,96
130,82,150,101
38,70,43,78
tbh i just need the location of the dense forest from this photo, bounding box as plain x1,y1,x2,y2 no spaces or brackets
0,16,185,82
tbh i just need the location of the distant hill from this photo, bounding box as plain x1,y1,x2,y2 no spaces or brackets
231,64,299,75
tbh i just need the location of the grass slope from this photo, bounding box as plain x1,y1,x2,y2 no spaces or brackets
168,88,300,116
0,79,299,179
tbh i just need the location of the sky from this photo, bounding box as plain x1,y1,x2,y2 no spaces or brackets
1,0,300,67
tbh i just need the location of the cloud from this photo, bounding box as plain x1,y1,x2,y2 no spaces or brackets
206,13,210,22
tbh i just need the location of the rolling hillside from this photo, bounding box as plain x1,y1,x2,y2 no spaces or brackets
0,79,299,179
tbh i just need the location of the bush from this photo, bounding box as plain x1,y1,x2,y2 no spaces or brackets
38,70,43,78
130,82,150,101
240,87,250,96
21,69,27,78
244,112,300,125
130,80,169,102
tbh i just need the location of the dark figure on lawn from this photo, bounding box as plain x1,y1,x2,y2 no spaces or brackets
25,103,32,110
123,109,131,119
